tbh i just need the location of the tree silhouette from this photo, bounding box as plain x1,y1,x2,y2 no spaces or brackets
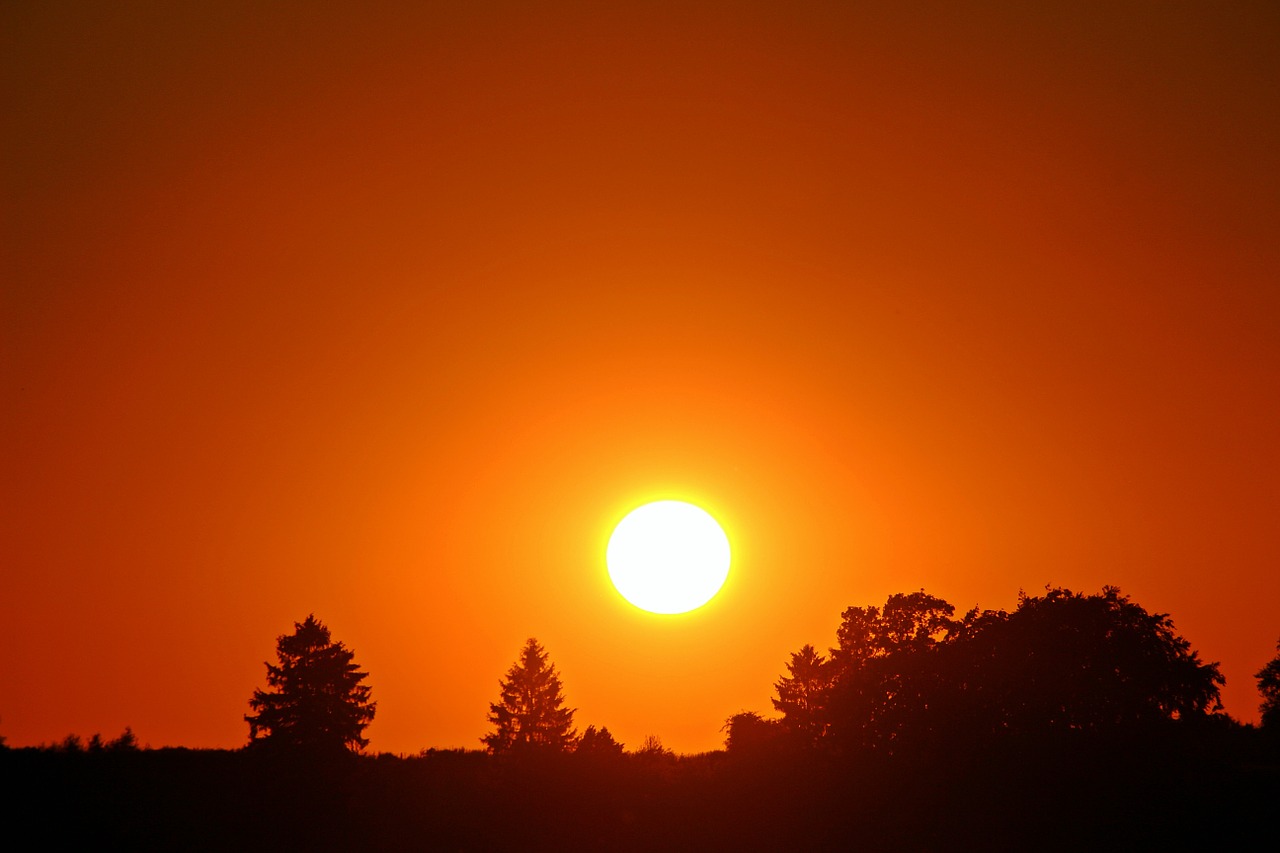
722,711,785,755
87,728,139,753
1257,637,1280,729
576,724,625,757
950,586,1225,732
245,614,375,754
633,734,675,762
825,590,961,752
832,590,958,668
786,586,1226,754
483,638,576,753
772,644,834,744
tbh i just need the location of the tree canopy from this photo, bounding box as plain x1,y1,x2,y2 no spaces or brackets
483,638,577,753
1257,637,1280,729
755,586,1225,755
947,586,1224,731
576,725,625,757
245,614,375,755
772,644,834,745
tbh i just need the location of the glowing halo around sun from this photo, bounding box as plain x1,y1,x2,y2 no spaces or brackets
606,500,731,615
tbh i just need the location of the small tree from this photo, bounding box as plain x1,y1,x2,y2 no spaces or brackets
483,638,576,753
577,725,625,757
245,614,375,754
633,734,674,762
107,727,140,752
722,711,784,755
1257,637,1280,729
57,734,84,753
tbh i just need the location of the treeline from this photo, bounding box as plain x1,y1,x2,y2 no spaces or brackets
14,588,1280,759
4,585,1280,850
732,586,1235,757
238,587,1280,762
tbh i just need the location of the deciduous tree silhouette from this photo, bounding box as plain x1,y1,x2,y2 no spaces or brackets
825,590,961,751
780,586,1224,754
1257,637,1280,729
951,586,1224,732
245,614,375,754
483,638,576,753
633,734,675,763
832,590,958,668
722,711,785,755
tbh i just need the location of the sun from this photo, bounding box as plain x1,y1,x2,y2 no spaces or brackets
606,500,731,615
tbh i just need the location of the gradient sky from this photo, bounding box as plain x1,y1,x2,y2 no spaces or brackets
4,2,1278,755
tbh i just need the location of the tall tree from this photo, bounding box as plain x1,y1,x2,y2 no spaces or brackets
826,591,960,752
954,587,1224,731
1257,637,1280,729
245,614,375,754
820,587,1224,754
773,644,835,744
483,638,576,753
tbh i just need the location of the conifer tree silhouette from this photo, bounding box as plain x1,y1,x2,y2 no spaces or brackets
483,638,576,753
773,643,836,744
245,614,375,754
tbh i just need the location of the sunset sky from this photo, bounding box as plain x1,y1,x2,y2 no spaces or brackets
4,2,1278,755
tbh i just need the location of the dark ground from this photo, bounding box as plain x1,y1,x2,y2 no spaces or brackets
6,724,1277,852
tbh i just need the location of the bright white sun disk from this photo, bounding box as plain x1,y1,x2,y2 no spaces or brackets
606,500,731,615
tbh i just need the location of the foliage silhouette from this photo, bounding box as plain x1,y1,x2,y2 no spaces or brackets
761,586,1225,756
245,614,375,755
7,587,1277,850
772,644,835,746
1258,637,1280,729
576,724,624,757
947,586,1224,731
833,590,958,667
722,711,785,756
483,638,576,753
633,734,674,761
87,728,140,753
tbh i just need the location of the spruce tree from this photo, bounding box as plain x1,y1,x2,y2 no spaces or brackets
773,643,835,744
245,614,375,754
483,638,576,753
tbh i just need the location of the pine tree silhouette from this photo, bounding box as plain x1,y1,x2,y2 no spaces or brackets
245,614,375,754
483,638,576,753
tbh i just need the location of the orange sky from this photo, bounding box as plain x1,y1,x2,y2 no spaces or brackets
4,2,1278,755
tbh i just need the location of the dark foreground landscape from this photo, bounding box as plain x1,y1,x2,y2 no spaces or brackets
10,587,1280,850
7,724,1278,852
